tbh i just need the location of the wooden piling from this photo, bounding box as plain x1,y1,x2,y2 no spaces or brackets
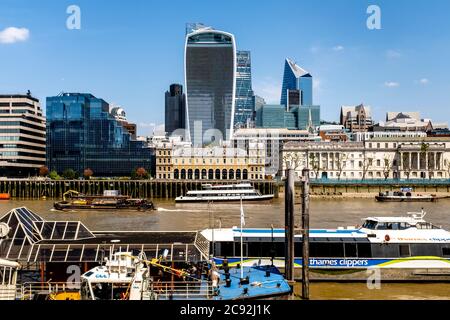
301,168,310,300
284,168,295,285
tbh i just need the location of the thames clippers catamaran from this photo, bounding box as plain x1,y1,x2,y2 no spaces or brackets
175,183,274,203
204,210,450,281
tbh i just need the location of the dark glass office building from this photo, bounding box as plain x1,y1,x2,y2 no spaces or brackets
46,93,154,177
234,51,254,128
185,28,236,145
165,84,186,136
280,58,313,107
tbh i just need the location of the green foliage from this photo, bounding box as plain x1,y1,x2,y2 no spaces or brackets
48,170,60,180
62,169,78,180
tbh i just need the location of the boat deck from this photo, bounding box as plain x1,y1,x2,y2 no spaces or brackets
215,266,292,300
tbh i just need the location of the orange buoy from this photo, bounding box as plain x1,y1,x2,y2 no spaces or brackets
384,234,390,242
0,193,10,200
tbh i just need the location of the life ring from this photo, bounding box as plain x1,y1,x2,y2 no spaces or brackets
384,234,390,242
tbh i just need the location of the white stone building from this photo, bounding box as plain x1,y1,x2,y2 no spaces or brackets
281,137,450,180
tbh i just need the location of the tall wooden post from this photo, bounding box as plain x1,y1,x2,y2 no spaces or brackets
301,168,310,299
284,168,295,285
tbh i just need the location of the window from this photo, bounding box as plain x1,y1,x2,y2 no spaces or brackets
344,243,357,257
399,244,410,257
443,248,450,257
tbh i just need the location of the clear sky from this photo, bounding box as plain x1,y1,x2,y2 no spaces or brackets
1,0,450,135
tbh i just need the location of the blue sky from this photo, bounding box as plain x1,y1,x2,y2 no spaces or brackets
1,0,450,135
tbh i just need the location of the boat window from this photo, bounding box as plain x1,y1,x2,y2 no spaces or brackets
398,223,410,230
310,242,344,258
443,248,450,257
376,223,388,230
399,244,411,257
357,243,372,258
362,220,377,229
344,243,357,257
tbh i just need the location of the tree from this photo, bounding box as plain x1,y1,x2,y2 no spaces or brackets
402,153,411,180
39,166,49,177
83,168,94,180
309,153,322,180
362,157,373,181
282,151,305,171
49,170,60,180
62,169,78,180
335,153,348,181
383,155,393,180
134,167,149,180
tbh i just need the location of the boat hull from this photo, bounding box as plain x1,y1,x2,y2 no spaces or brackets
214,257,450,282
375,196,436,202
53,202,155,211
175,195,274,203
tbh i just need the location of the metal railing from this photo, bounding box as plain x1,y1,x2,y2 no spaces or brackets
149,280,213,300
19,282,81,300
0,286,17,300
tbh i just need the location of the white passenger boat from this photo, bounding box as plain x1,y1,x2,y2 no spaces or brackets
175,183,274,203
203,210,450,281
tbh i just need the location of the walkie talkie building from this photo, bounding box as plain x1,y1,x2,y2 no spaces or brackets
184,26,236,145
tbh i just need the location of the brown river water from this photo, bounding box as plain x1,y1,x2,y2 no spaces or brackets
1,198,449,300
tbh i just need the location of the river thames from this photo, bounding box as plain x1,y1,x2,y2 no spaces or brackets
1,197,449,299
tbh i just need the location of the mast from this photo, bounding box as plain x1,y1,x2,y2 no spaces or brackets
240,196,245,279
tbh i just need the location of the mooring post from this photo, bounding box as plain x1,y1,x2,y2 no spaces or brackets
301,168,310,300
285,168,295,287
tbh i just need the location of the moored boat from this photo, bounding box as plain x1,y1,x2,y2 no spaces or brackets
376,188,437,202
203,210,450,282
78,251,291,300
175,183,274,203
53,190,155,211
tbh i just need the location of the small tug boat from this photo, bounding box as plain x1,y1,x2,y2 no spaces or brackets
53,190,155,211
79,251,291,300
175,183,274,203
376,188,437,202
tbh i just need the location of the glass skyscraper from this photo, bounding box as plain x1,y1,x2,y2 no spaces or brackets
234,51,254,128
46,93,154,177
280,58,313,106
165,84,186,136
185,25,236,145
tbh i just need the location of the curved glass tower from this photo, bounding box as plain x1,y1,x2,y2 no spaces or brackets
185,28,236,145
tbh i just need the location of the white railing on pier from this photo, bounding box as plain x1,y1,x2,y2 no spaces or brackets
149,280,214,300
18,282,81,300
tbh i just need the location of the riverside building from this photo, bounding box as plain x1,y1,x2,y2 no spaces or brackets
46,93,154,177
281,137,450,180
0,93,46,177
155,141,265,181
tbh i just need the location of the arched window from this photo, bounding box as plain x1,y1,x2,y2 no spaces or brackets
194,169,200,180
188,169,193,179
243,169,248,180
181,169,186,179
215,169,221,180
208,169,214,180
174,169,179,179
229,169,234,180
222,169,227,180
201,169,207,180
236,169,241,180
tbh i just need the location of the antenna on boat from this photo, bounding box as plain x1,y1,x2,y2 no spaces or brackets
407,208,427,220
240,195,245,281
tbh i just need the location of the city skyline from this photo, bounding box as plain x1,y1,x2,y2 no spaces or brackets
1,0,450,136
